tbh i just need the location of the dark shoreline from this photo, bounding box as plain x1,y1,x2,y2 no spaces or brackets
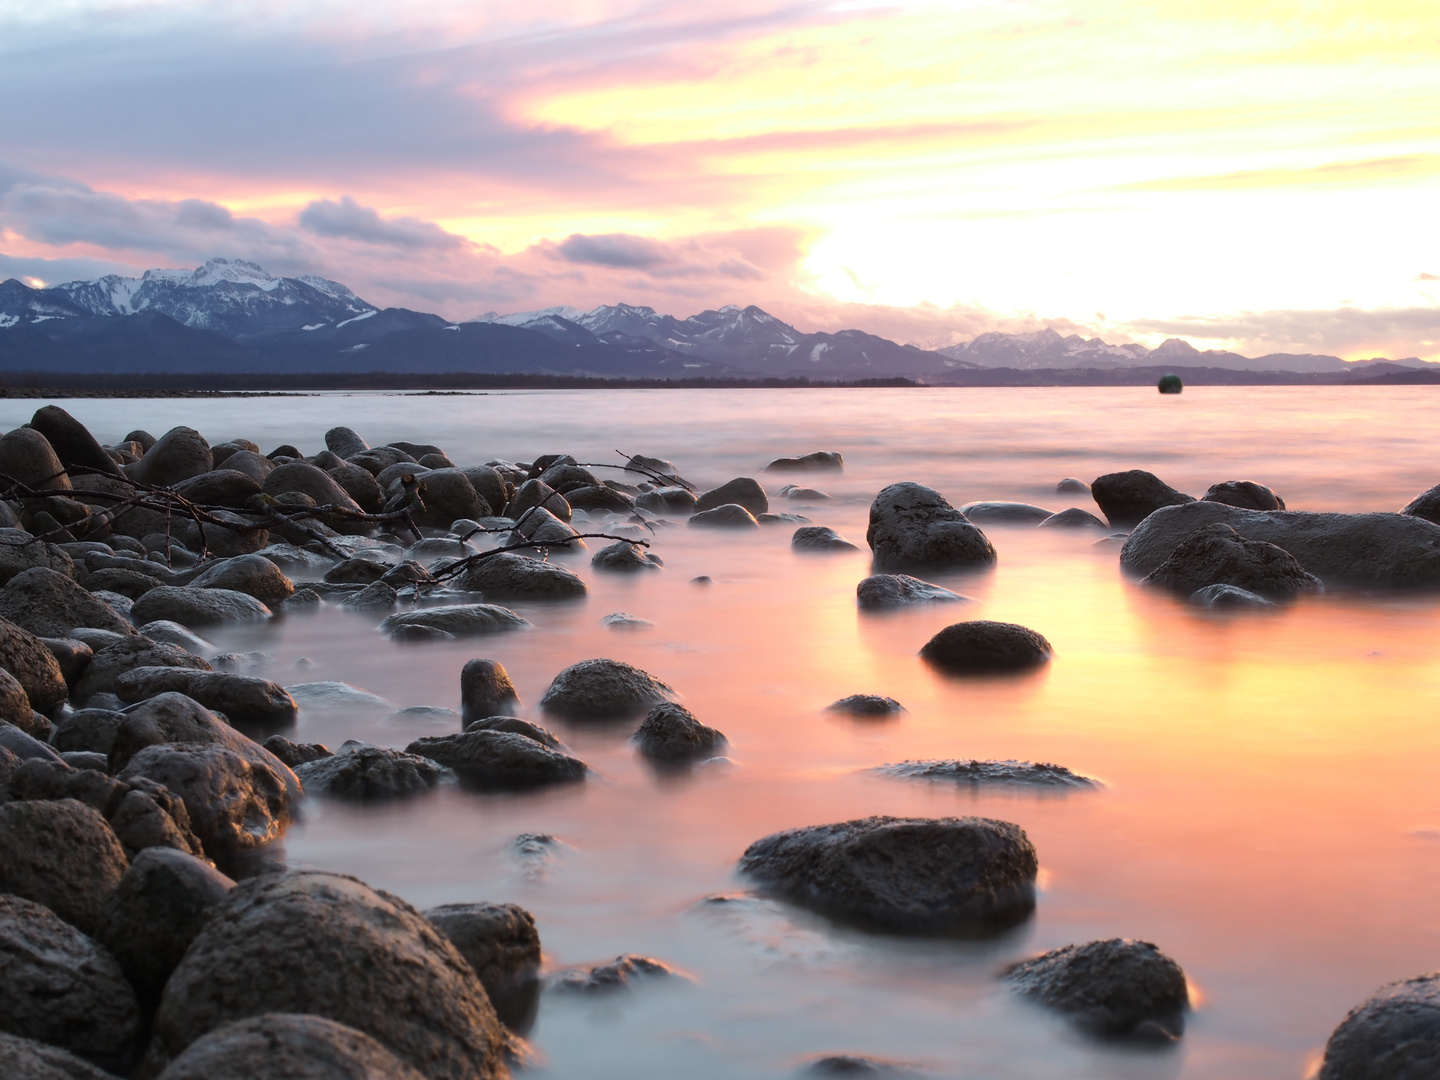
0,365,1435,397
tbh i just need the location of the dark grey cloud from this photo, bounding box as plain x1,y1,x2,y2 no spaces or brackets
299,196,464,250
556,232,671,268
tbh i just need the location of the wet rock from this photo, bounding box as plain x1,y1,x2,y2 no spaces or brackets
0,664,34,728
462,551,588,600
39,636,93,686
325,555,394,584
462,716,566,751
29,406,123,480
960,502,1054,525
855,573,968,609
591,540,662,571
326,462,384,514
217,449,274,484
511,505,584,549
127,426,213,488
171,469,262,509
280,587,324,612
261,734,333,768
50,707,125,756
0,425,71,491
416,468,488,525
0,567,129,638
634,701,726,762
130,585,272,627
74,637,211,703
0,799,129,935
920,621,1053,674
1119,503,1440,589
602,612,652,630
262,461,364,513
0,720,65,762
0,743,17,784
325,426,370,458
137,620,215,654
0,614,70,709
187,553,295,605
387,705,461,725
550,954,686,993
765,451,843,472
792,526,859,552
285,681,394,711
1318,971,1440,1079
1141,522,1321,600
114,668,299,728
147,870,507,1080
425,903,542,1029
827,694,904,716
1401,484,1440,527
61,750,109,771
380,604,529,638
780,485,831,501
1090,470,1195,528
866,483,996,572
156,1013,429,1080
689,503,760,529
875,759,1098,788
695,477,768,515
739,815,1038,934
336,580,396,611
1203,480,1285,511
460,658,520,722
1189,583,1276,608
509,479,571,522
539,658,676,719
93,847,235,1003
566,485,634,514
635,485,698,514
0,1030,116,1080
350,446,416,476
1056,477,1091,494
295,744,447,801
406,730,587,790
1004,939,1189,1040
0,894,140,1071
118,743,290,860
1037,507,1108,529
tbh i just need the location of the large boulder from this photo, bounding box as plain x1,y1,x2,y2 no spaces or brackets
130,585,272,627
0,799,129,935
425,903,541,1030
1090,470,1194,528
459,466,508,514
74,637,211,704
0,426,71,491
461,551,588,600
738,816,1037,934
108,692,299,786
379,604,529,638
855,573,967,608
0,1031,115,1080
539,658,676,719
866,483,996,572
94,847,235,1003
155,1014,429,1080
920,621,1053,674
0,567,133,638
1318,971,1440,1079
187,554,295,605
128,427,213,488
405,730,587,790
1004,939,1189,1040
114,668,298,728
29,406,123,480
294,745,447,801
1141,522,1321,599
633,702,726,762
1401,484,1440,527
695,478,768,516
1202,480,1285,511
325,426,370,458
1119,502,1440,588
416,469,488,525
262,461,364,513
0,527,75,588
460,659,519,723
0,894,140,1072
146,871,507,1080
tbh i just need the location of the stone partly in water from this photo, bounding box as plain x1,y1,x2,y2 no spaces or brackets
1157,374,1183,394
73,636,211,703
764,451,843,472
866,483,996,573
462,716,567,751
130,586,272,627
1090,470,1195,528
1056,478,1091,495
460,658,520,723
153,1013,429,1080
1141,522,1321,600
958,502,1055,525
380,604,530,638
1004,939,1189,1040
738,815,1038,934
406,730,587,791
633,702,727,763
1202,480,1286,511
187,554,295,605
295,745,448,801
147,871,507,1080
425,902,542,1030
694,477,768,515
1037,507,1109,529
461,551,589,600
792,526,860,552
549,954,688,994
114,667,299,728
1120,501,1440,588
539,658,677,719
920,621,1053,674
874,759,1099,789
1400,483,1440,527
1189,583,1276,609
590,540,663,571
856,573,970,609
688,503,760,529
0,893,141,1072
827,694,905,717
1317,971,1440,1080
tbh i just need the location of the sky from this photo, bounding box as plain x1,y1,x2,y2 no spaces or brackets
1,0,1438,359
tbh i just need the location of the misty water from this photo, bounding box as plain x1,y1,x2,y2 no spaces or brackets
14,386,1440,1080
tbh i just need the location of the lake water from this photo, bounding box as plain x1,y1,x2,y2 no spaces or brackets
10,386,1440,1080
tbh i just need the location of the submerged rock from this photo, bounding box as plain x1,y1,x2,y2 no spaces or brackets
920,621,1053,674
1056,478,1091,494
792,526,859,552
959,502,1054,525
294,745,447,801
827,694,905,716
405,730,586,790
874,759,1098,788
1090,470,1194,528
1189,583,1276,609
1037,507,1108,529
1141,523,1321,600
380,604,530,638
1318,971,1440,1079
633,702,727,762
738,815,1038,934
462,716,567,751
856,573,969,609
764,451,843,472
1004,939,1189,1040
154,1013,428,1080
549,954,687,993
866,483,995,572
539,658,676,719
590,540,662,571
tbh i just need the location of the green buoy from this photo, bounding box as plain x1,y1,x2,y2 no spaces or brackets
1157,373,1183,394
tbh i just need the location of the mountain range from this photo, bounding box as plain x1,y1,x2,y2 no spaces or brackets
0,258,1429,381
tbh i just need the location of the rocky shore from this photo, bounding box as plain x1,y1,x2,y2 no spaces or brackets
0,407,1436,1077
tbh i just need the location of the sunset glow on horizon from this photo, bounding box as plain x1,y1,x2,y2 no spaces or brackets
2,0,1438,358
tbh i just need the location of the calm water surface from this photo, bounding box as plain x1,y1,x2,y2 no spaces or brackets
10,387,1440,1080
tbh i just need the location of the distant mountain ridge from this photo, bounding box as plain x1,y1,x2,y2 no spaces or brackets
0,258,1428,379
